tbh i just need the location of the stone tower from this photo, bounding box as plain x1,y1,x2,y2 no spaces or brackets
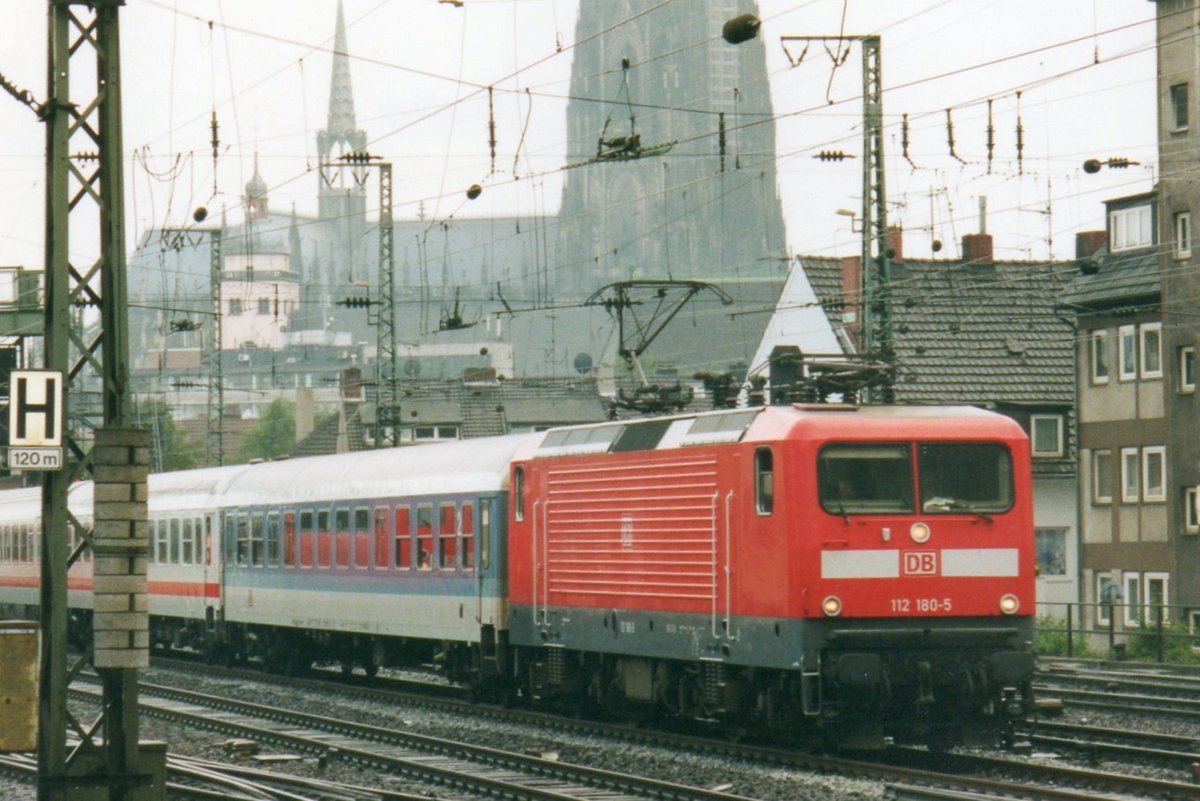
556,0,787,299
317,0,368,225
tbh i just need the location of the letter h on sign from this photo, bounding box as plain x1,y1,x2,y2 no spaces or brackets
8,371,62,447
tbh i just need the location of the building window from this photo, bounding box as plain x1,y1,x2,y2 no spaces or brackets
1141,322,1163,378
1109,205,1152,251
1035,528,1067,577
257,298,270,315
229,298,242,315
1030,415,1063,458
1097,572,1117,626
1184,487,1199,533
1118,325,1137,380
1181,346,1196,392
1121,447,1139,503
1143,446,1166,502
1145,572,1170,624
1123,572,1142,627
1090,330,1109,384
1176,211,1192,259
1093,449,1113,504
1171,82,1189,131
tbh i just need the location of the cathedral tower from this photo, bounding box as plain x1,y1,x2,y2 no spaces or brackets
317,0,368,224
556,0,787,299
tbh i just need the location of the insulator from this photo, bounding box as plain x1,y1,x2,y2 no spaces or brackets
815,149,850,162
1083,159,1102,174
1108,157,1131,169
722,13,761,45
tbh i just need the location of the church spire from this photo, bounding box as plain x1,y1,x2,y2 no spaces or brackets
317,0,368,222
321,0,364,152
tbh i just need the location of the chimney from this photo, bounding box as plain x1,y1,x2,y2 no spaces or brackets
962,196,993,265
1075,230,1106,259
886,225,903,262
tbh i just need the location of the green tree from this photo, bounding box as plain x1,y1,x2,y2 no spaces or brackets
133,398,203,472
238,398,296,462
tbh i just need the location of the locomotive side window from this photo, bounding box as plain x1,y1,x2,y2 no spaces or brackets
395,506,412,569
918,443,1014,514
416,504,433,570
514,466,525,522
819,444,914,514
439,503,458,569
299,510,314,568
755,447,774,515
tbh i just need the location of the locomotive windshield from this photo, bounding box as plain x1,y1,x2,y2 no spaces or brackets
819,441,1014,516
818,444,915,514
918,443,1013,514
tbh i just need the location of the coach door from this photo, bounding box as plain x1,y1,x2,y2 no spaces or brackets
203,511,221,629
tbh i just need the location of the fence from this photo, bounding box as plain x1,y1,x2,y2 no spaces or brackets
1035,601,1200,664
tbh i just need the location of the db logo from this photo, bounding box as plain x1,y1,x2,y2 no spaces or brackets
903,551,938,576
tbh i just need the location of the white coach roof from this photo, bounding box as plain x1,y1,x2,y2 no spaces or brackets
218,433,532,508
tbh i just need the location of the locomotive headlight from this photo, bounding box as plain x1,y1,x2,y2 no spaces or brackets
909,522,931,543
821,595,843,617
999,594,1020,615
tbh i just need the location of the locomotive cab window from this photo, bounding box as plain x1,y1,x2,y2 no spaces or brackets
918,443,1013,514
755,447,774,515
819,444,914,514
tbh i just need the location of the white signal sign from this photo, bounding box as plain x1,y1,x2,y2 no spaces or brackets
9,370,63,446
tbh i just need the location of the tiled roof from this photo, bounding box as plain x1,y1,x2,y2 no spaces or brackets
1058,246,1161,310
801,256,1077,406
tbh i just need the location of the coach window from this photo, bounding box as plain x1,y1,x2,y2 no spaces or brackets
373,507,390,570
514,466,525,522
236,514,250,566
182,518,196,565
395,506,412,569
439,502,458,569
335,509,351,568
461,503,475,569
354,507,370,569
283,512,297,567
416,504,433,570
299,510,314,568
317,509,332,568
755,447,774,515
266,512,281,567
250,513,265,567
170,518,181,564
155,520,168,564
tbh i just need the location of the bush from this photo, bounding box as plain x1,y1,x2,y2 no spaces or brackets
1035,615,1094,658
1125,621,1200,664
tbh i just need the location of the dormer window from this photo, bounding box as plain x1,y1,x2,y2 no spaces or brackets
1108,205,1152,251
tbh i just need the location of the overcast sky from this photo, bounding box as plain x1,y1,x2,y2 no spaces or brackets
0,1,1158,274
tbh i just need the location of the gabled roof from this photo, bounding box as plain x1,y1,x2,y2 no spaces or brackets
801,255,1076,407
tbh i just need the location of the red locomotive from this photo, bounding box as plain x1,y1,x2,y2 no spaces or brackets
506,404,1035,747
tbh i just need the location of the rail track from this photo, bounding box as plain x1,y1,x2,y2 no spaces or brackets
121,657,1200,801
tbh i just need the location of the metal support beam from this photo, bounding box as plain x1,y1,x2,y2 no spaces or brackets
206,231,224,465
859,35,893,402
376,162,396,447
41,1,148,798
